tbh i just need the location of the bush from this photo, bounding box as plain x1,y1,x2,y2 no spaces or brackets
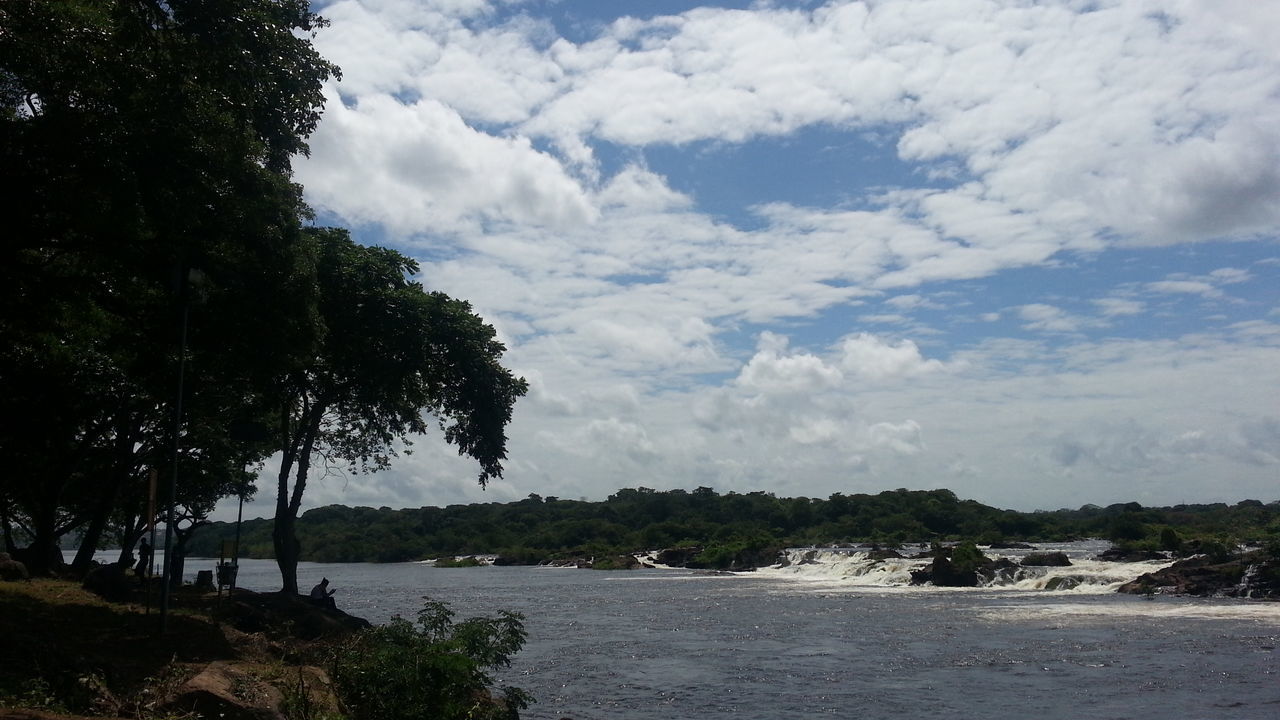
329,599,531,720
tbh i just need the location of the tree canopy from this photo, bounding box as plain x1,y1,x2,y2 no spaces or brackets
189,488,1280,568
269,229,527,592
0,1,526,590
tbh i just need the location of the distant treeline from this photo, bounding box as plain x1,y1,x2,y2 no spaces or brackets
187,487,1280,565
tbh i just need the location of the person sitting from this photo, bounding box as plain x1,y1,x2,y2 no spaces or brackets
309,577,337,609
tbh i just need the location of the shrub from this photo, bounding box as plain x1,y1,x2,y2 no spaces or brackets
329,599,531,720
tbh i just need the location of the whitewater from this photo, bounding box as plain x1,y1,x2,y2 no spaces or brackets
195,542,1280,720
760,540,1172,593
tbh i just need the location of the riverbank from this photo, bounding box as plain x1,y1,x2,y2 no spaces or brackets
0,578,358,719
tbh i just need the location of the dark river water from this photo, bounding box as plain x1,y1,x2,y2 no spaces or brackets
194,554,1279,720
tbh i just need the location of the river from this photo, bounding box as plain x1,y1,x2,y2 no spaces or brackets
181,543,1280,720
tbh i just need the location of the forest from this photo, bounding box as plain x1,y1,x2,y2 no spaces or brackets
188,487,1280,568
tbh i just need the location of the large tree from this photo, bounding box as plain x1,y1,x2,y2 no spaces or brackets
271,229,527,593
0,0,337,573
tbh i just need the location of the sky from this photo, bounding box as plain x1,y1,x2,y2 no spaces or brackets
217,0,1279,521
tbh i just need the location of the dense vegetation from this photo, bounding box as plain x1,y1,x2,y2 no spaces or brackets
329,599,530,720
0,0,524,590
189,487,1280,568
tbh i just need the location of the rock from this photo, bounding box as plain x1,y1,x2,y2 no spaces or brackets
1118,551,1280,598
866,548,904,561
777,549,818,568
655,546,702,567
0,552,29,581
584,554,644,570
1021,552,1072,567
219,590,371,641
910,543,999,587
82,563,133,602
162,661,285,720
9,545,63,576
1094,547,1167,562
989,541,1035,549
1045,576,1083,591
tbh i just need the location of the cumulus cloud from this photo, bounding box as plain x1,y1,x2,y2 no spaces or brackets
214,1,1280,520
837,333,945,380
297,90,597,236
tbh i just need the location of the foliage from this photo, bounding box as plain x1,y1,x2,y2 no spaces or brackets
948,541,986,572
328,599,531,720
0,0,335,572
191,489,1280,567
268,228,527,592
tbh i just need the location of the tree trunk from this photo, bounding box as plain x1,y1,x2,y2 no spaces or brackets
22,498,63,576
272,512,300,593
1,504,16,554
73,418,137,572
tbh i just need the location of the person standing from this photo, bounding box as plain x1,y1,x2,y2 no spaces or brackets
134,537,153,581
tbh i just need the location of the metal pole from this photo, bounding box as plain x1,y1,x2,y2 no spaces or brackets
160,294,190,632
232,483,245,591
145,467,157,616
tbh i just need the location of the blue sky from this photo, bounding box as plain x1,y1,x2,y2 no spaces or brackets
219,0,1279,519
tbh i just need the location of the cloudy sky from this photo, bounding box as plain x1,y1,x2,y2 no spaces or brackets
219,0,1279,520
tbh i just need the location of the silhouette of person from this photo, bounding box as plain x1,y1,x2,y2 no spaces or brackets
134,537,152,581
309,577,337,609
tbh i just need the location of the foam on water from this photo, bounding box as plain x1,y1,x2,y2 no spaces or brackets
978,600,1280,624
760,546,1178,594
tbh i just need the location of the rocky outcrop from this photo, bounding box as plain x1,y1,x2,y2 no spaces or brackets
910,544,1020,587
218,590,371,641
162,661,286,720
584,554,648,570
1021,552,1071,567
655,546,701,566
989,541,1035,549
866,548,905,561
1094,547,1168,562
0,552,28,581
1118,551,1280,599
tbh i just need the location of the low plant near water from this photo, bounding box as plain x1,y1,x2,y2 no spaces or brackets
328,598,531,720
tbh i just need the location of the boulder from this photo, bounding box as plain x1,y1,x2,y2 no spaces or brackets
988,541,1035,549
161,661,285,720
655,546,702,567
0,552,28,581
1094,547,1167,562
1045,576,1083,591
910,543,1001,587
1021,552,1072,567
82,563,133,602
866,548,905,561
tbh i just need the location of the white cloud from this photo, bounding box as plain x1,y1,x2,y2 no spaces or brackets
298,91,597,236
1144,280,1223,299
837,333,945,381
223,1,1280,520
1093,298,1145,317
1016,304,1104,333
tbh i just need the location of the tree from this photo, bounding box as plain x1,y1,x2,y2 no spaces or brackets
270,229,527,593
0,0,337,573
